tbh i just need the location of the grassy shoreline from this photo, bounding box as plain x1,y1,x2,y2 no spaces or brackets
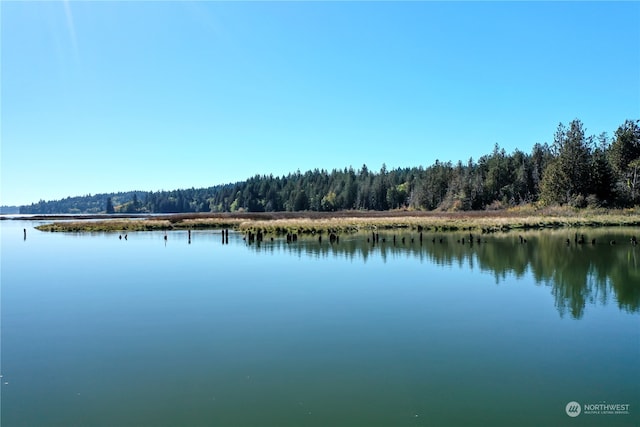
29,207,640,234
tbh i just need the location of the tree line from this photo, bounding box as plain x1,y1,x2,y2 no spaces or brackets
20,119,640,214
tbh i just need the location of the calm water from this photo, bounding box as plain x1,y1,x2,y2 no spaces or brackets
1,220,638,427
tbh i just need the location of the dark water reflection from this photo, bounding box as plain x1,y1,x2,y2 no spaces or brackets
246,228,639,319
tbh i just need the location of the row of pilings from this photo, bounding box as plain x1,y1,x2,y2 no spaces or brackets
564,232,639,246
242,229,639,248
155,229,229,245
137,228,639,248
365,231,455,246
244,229,271,244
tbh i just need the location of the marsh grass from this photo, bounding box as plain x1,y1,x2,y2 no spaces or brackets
35,220,174,232
33,207,640,234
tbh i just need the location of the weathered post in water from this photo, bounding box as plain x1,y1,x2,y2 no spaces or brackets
23,228,27,241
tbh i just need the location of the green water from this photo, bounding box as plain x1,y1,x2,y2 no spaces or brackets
1,221,638,426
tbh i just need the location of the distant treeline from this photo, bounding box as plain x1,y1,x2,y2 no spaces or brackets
0,205,20,214
20,119,640,214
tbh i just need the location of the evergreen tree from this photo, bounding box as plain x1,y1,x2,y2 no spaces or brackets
105,197,115,214
541,120,592,205
609,120,640,204
610,120,640,176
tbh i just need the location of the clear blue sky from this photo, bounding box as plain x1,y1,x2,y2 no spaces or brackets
2,1,639,206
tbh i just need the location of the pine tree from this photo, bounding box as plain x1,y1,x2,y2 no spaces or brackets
541,120,592,205
105,197,115,214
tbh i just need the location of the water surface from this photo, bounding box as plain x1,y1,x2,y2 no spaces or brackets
1,220,638,426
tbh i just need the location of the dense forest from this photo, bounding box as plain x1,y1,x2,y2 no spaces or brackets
20,119,640,214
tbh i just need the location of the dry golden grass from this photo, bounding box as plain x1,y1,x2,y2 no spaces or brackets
33,207,640,234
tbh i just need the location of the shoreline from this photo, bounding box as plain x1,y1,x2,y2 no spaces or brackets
14,207,640,234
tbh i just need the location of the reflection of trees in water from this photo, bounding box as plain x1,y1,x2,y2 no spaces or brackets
245,229,639,319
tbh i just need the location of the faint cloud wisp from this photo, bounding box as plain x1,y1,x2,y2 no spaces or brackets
62,0,79,61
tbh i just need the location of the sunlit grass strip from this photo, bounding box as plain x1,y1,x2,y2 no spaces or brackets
35,220,174,232
237,213,640,235
33,208,640,234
